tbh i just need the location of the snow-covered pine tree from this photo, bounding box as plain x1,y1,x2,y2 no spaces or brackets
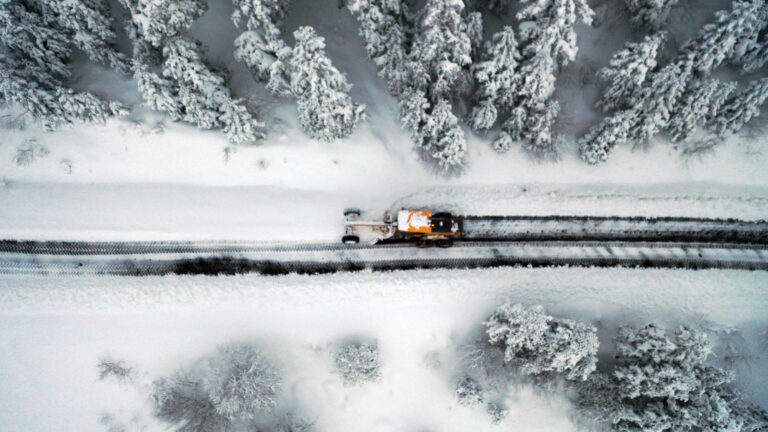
708,77,768,137
667,79,736,142
679,0,767,75
134,37,264,143
630,62,691,143
289,26,365,141
119,0,208,47
624,0,680,30
580,62,690,164
578,109,638,164
347,0,413,97
421,99,467,169
409,0,479,100
32,0,130,74
0,2,121,129
612,324,743,432
231,0,291,89
0,58,116,130
512,0,594,156
597,32,666,113
484,303,598,382
470,26,519,132
487,0,515,15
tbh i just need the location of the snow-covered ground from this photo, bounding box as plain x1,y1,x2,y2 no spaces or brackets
1,267,767,432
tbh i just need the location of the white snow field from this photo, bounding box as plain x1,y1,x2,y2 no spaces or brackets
1,267,767,432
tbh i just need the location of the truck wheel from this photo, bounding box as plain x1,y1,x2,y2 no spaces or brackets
437,238,453,248
342,235,360,244
343,208,361,217
418,237,432,248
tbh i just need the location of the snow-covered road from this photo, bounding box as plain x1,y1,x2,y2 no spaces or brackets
2,241,767,275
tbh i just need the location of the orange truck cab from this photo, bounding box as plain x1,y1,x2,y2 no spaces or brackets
396,210,463,238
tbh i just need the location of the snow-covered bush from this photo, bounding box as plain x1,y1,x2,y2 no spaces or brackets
13,140,49,167
484,303,598,381
203,344,282,422
97,356,134,383
455,376,483,406
624,0,680,30
289,26,365,141
486,401,508,423
153,372,229,432
152,344,282,430
333,342,380,385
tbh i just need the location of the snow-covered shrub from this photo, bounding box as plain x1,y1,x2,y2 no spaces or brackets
455,376,483,406
333,342,380,385
624,0,680,30
289,26,365,141
486,401,508,423
203,344,282,422
152,344,282,430
484,303,598,381
97,356,134,383
153,372,229,432
13,140,49,167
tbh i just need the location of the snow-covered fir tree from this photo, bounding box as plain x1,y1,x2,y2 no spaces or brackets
708,77,768,138
612,324,744,432
580,62,690,164
511,0,594,156
679,0,767,75
487,0,515,15
470,26,519,132
231,0,291,88
119,0,207,47
135,37,265,143
32,0,130,74
289,26,365,141
739,37,768,73
667,79,736,142
485,303,598,381
0,1,72,81
0,1,122,129
624,0,680,30
409,0,480,100
597,32,666,113
400,90,467,170
347,0,413,97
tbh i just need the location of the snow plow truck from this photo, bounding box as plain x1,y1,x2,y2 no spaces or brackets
343,209,463,247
